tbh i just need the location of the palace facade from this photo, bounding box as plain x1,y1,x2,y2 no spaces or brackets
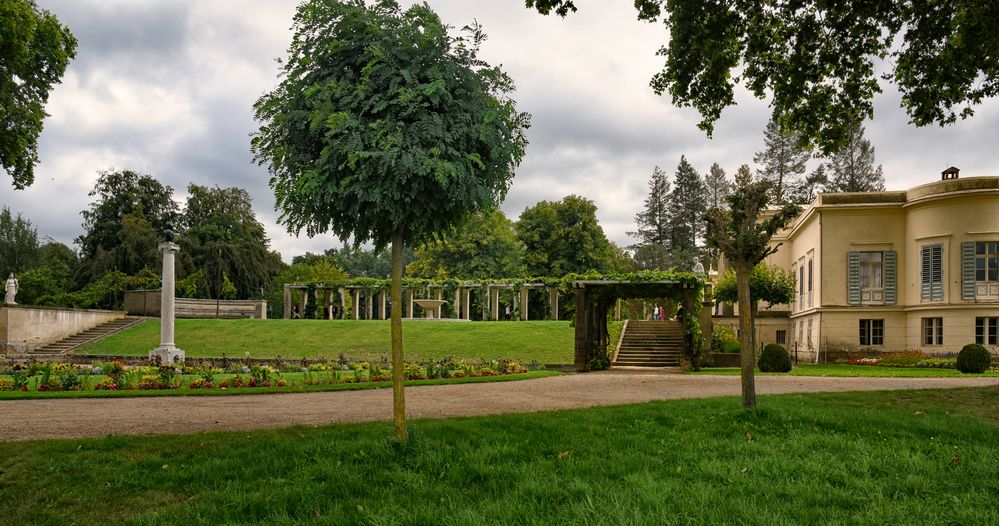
715,171,999,360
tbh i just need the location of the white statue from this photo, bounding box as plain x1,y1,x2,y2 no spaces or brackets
4,273,17,304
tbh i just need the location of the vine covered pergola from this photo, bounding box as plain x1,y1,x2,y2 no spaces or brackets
571,275,707,372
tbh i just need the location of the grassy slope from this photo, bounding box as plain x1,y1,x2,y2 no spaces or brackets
2,387,997,525
697,363,999,377
76,319,619,364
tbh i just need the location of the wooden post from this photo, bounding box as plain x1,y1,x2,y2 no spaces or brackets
283,285,291,319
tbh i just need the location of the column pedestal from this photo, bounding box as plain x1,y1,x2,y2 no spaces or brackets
150,242,185,364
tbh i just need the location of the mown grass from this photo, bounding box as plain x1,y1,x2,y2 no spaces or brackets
76,319,614,364
696,363,999,377
0,371,561,400
2,387,997,525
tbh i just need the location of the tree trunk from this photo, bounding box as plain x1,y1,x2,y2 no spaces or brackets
736,262,757,408
390,231,406,440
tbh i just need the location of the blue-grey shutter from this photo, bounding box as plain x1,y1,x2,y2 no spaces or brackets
931,245,943,301
962,241,976,300
884,250,897,304
921,245,944,301
847,251,861,305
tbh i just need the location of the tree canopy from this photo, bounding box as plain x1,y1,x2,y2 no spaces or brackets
714,262,795,308
824,122,885,193
408,209,523,279
252,0,530,248
516,195,623,276
0,206,40,277
629,165,671,269
667,156,706,271
754,119,810,205
1,0,77,189
526,0,999,154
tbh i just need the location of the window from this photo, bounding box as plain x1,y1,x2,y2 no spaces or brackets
976,242,999,297
976,317,998,345
921,244,943,301
807,258,813,308
859,319,884,346
922,318,943,345
776,330,786,345
849,251,895,304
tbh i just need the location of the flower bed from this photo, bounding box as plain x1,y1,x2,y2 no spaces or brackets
0,356,537,394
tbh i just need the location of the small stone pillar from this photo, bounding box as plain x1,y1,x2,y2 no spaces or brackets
283,285,291,319
150,242,185,364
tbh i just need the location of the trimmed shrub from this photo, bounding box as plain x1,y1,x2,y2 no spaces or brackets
758,344,792,372
956,343,992,373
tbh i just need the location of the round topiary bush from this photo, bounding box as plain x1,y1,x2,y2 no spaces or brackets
956,343,992,373
758,343,792,372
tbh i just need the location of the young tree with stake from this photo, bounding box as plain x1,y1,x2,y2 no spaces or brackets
252,0,529,439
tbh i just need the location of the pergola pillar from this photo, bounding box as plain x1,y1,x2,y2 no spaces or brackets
366,290,373,320
454,288,461,319
491,286,500,321
520,287,529,321
464,288,472,320
353,289,360,320
326,290,334,319
407,288,414,318
381,292,387,320
338,288,347,319
299,288,308,318
549,288,559,321
283,285,291,319
615,299,621,321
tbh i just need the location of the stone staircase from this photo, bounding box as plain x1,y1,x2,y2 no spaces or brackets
27,316,146,355
613,320,683,367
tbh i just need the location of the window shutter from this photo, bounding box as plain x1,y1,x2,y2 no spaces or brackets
962,241,976,300
884,250,897,304
931,245,943,301
921,246,931,300
922,244,944,301
847,251,861,305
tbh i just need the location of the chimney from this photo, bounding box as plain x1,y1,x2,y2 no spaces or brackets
941,166,960,180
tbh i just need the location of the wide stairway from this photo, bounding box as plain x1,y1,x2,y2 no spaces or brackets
613,320,683,367
29,316,146,355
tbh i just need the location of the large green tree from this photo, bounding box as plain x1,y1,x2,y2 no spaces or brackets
0,206,40,277
527,1,999,154
628,165,671,270
714,262,795,352
1,0,77,189
408,209,523,279
754,119,810,205
705,180,799,409
252,0,529,440
516,195,620,276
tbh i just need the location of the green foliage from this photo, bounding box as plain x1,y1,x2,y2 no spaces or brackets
667,156,706,270
409,209,523,279
77,169,178,260
629,165,672,269
711,324,740,353
754,118,809,205
956,343,992,374
0,0,77,189
0,206,40,277
714,263,795,308
181,184,277,299
758,343,792,372
824,122,885,193
516,195,623,276
252,0,530,249
176,270,203,299
526,1,999,155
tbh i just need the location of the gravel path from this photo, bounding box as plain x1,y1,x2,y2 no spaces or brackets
2,371,997,441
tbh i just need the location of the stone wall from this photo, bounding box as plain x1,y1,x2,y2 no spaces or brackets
123,290,266,319
0,305,125,353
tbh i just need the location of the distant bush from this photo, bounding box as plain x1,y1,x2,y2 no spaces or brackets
758,344,792,372
956,344,991,373
914,358,956,369
712,325,740,353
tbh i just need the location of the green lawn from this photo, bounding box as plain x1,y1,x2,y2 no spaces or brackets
696,363,999,377
76,319,613,364
2,387,997,524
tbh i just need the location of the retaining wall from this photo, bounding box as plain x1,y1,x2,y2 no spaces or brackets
0,305,126,353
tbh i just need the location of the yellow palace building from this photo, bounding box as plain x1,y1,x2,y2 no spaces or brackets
717,169,999,361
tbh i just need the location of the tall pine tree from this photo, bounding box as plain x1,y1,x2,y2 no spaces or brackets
825,122,885,192
788,165,829,204
667,156,706,270
754,119,810,205
628,165,672,269
704,163,731,210
734,164,753,187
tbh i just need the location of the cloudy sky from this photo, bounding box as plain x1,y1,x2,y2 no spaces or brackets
7,0,999,262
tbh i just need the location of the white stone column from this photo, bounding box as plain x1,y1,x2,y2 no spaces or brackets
150,242,184,364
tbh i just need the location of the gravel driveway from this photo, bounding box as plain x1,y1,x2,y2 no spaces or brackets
2,371,997,441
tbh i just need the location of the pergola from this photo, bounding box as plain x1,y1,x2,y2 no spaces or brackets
282,282,562,321
571,279,709,372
